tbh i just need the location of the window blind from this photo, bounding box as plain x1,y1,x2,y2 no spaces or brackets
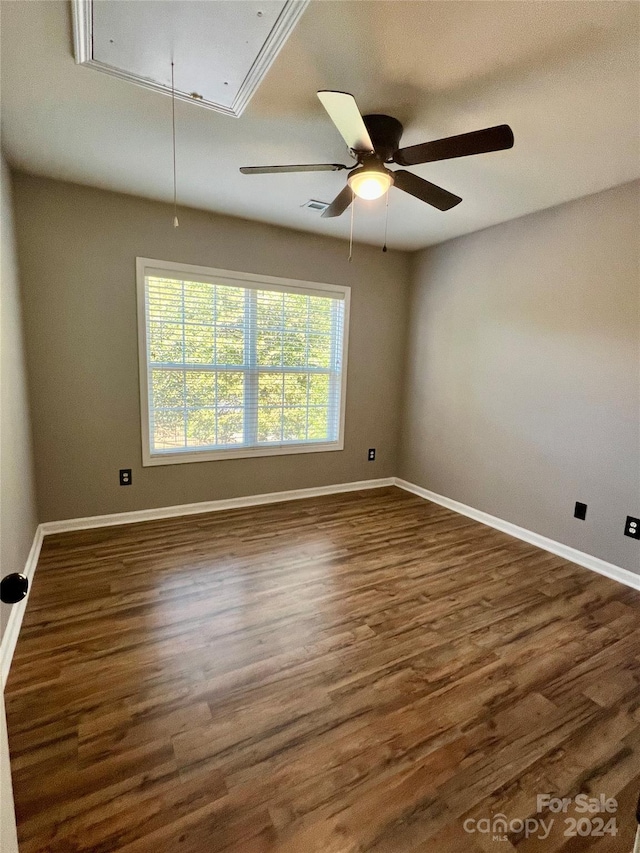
140,268,347,461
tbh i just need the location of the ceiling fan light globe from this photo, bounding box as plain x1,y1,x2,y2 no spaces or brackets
348,169,393,200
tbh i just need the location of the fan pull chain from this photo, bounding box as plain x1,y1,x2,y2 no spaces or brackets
382,190,389,253
171,61,179,228
348,195,355,262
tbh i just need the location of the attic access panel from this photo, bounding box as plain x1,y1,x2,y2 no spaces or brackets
72,0,309,117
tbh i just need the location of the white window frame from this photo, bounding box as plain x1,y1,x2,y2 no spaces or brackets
136,258,350,466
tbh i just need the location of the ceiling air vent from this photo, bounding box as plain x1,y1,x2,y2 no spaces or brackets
301,199,330,212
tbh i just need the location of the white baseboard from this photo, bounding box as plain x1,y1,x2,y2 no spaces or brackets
393,478,640,592
40,478,396,535
1,526,44,689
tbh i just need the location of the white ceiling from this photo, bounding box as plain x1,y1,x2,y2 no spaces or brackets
2,1,639,251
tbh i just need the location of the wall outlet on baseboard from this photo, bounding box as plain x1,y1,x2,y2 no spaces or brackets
574,501,587,520
119,469,132,486
368,448,376,461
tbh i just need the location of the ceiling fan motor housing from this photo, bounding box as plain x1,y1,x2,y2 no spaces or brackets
362,114,404,162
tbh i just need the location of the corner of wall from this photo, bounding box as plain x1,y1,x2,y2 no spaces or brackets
1,157,40,645
396,182,640,574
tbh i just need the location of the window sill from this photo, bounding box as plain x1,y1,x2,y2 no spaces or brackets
142,440,344,466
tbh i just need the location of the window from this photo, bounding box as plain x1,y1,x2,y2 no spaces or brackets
136,259,349,465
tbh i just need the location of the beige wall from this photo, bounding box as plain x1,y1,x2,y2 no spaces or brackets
12,173,410,522
0,159,38,641
400,181,640,574
9,171,640,574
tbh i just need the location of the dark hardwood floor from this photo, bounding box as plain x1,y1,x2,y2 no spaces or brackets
5,486,640,852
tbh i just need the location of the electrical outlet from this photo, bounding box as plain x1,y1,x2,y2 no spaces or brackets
574,502,587,520
119,469,132,486
624,516,640,539
368,448,376,461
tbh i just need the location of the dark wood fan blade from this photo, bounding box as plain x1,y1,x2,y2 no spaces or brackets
240,164,348,174
393,170,462,211
395,125,514,166
321,184,355,218
317,91,374,153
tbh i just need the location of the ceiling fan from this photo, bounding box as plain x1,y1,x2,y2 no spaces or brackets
240,91,514,218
